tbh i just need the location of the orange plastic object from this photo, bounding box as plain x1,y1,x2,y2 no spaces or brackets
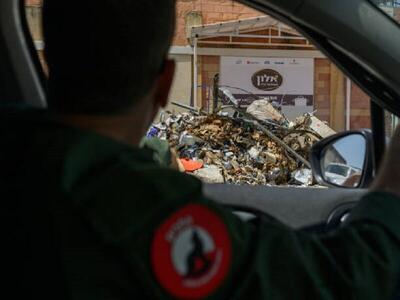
179,158,204,172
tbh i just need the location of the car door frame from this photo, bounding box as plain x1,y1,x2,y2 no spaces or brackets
0,0,46,107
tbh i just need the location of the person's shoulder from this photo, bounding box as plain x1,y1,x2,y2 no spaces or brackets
114,158,204,203
67,151,205,215
70,158,208,242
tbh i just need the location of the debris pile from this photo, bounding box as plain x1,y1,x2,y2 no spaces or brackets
149,100,335,186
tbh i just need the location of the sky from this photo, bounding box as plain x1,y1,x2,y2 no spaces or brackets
331,134,366,170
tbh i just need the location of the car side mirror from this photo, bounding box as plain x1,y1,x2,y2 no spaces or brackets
310,130,374,188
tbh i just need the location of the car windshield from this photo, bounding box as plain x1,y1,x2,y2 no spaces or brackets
24,0,400,188
326,165,350,178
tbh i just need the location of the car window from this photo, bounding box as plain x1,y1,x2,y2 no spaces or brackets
326,164,349,177
371,0,400,22
25,0,47,73
24,0,399,187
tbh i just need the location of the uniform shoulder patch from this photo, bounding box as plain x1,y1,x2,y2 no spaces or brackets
151,203,232,299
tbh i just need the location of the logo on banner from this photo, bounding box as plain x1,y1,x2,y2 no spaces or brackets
251,69,283,91
246,60,259,65
151,204,232,299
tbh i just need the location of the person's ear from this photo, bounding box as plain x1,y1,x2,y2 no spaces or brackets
154,59,176,108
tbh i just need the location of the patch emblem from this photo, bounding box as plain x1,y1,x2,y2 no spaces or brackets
151,204,232,299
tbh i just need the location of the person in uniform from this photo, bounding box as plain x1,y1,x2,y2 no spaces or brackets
2,0,400,299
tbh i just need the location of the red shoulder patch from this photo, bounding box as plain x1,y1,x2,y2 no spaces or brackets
151,204,232,299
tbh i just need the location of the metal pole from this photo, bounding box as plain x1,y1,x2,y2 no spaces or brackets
170,101,200,114
346,78,351,130
256,122,312,168
193,37,198,108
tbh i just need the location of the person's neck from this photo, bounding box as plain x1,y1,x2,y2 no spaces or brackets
60,113,147,147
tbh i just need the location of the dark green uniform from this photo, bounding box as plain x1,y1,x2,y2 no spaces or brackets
2,109,400,299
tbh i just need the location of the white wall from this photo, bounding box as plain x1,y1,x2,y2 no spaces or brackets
166,54,192,113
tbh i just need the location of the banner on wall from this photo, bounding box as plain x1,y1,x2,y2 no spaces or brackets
219,57,314,120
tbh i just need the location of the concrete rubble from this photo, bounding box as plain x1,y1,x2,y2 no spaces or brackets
149,99,336,186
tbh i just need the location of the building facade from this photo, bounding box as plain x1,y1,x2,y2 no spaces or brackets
26,0,400,130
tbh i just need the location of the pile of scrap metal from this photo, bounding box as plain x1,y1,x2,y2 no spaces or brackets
149,99,335,186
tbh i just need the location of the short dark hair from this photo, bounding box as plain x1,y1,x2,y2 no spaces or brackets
43,0,176,114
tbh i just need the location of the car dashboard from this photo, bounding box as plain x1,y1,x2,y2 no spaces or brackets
204,184,367,229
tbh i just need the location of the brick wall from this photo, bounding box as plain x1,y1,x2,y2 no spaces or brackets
175,0,263,46
23,0,379,130
350,85,371,129
314,59,331,123
313,58,371,130
26,0,42,6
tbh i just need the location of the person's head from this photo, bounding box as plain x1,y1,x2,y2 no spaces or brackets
43,0,176,120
